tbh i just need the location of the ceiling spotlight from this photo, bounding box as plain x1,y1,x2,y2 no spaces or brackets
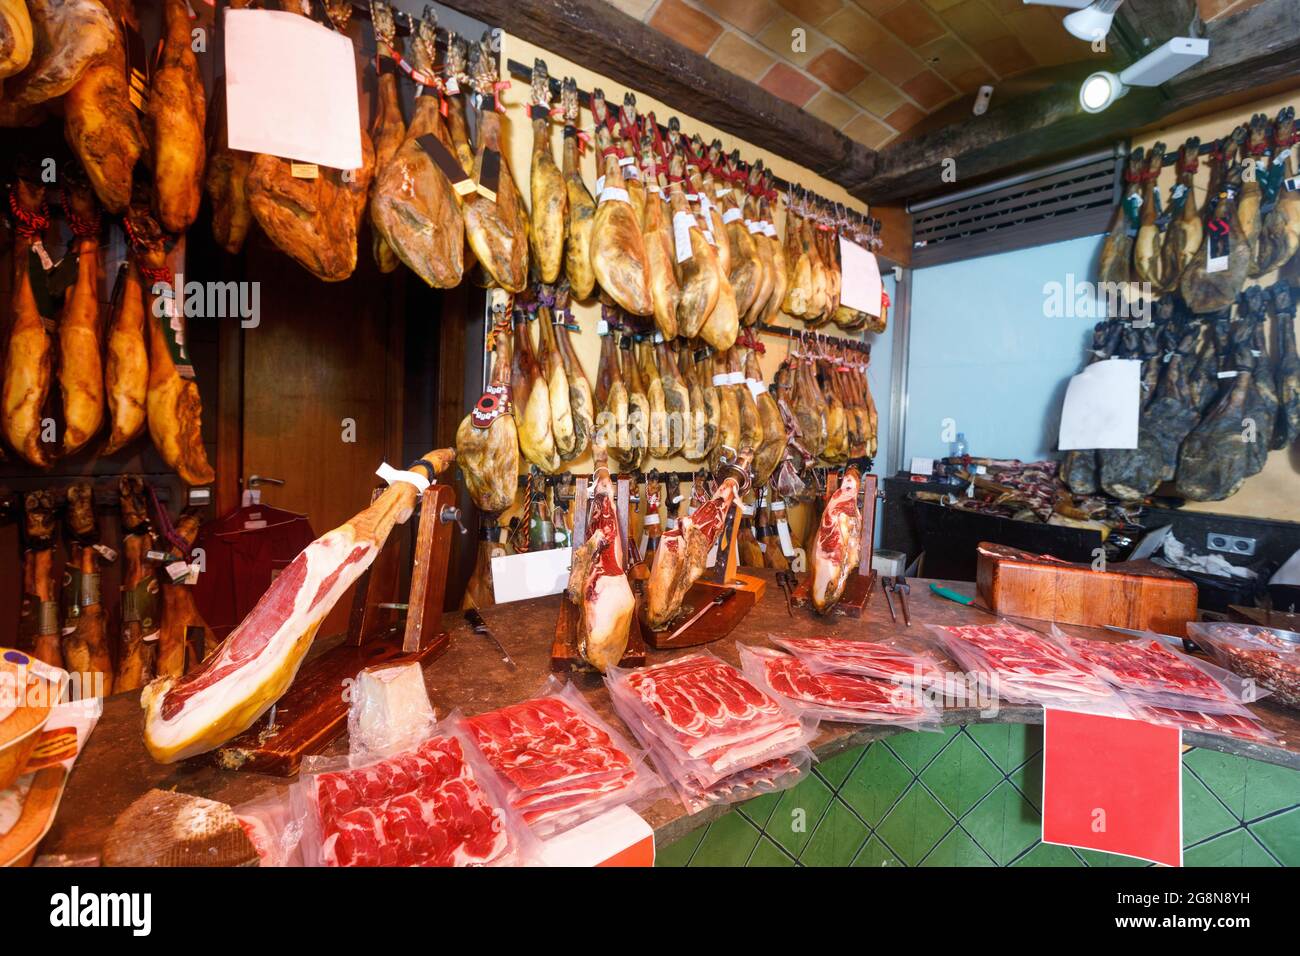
1078,37,1210,113
1064,0,1125,42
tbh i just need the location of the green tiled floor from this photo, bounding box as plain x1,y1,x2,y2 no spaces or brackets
658,725,1300,867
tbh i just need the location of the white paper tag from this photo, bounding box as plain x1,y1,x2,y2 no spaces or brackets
165,561,191,583
722,207,743,224
92,544,118,562
599,186,631,206
746,219,762,234
1206,244,1229,273
728,370,745,385
445,75,459,95
618,156,635,167
1216,370,1239,379
594,175,605,195
777,519,794,558
375,462,430,493
32,240,53,271
711,372,729,386
747,379,767,397
673,210,695,264
490,548,574,603
763,222,777,238
643,513,660,526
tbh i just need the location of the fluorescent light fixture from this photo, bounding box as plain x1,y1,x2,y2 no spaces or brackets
1065,0,1125,41
1079,37,1210,112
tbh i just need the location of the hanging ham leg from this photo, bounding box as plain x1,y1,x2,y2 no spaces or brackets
622,331,649,471
58,174,104,455
61,481,112,697
1132,143,1165,292
367,0,405,274
370,11,464,288
528,59,567,284
554,282,594,461
811,469,862,615
455,321,520,513
1182,123,1262,314
2,177,53,468
566,435,635,672
115,476,158,692
142,450,456,764
1159,138,1203,292
537,287,575,459
0,0,32,81
0,0,113,118
18,490,61,669
645,450,751,629
657,336,690,458
102,259,148,455
749,347,785,486
589,89,652,315
146,0,205,232
462,36,528,291
1258,107,1300,276
442,34,475,175
511,305,561,472
62,0,143,213
1099,149,1144,288
155,511,215,678
560,77,596,300
640,113,680,339
129,200,215,486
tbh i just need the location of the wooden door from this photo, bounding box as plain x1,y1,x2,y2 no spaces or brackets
238,235,404,639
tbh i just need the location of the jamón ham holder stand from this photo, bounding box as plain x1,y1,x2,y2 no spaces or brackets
552,473,647,672
791,470,878,618
642,456,766,650
214,481,460,775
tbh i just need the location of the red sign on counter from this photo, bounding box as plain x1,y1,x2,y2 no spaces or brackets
1041,709,1183,867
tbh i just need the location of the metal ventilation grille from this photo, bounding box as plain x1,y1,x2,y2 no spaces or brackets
908,147,1122,267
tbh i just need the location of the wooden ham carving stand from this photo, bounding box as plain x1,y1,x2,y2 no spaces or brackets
643,462,766,650
792,471,878,618
213,483,458,775
553,474,647,671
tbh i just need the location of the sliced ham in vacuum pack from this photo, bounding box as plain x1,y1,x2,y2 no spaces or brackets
604,652,814,788
931,622,1126,715
292,715,539,867
1054,627,1266,715
1122,700,1277,745
771,635,950,688
461,678,663,837
740,645,941,729
1185,622,1300,712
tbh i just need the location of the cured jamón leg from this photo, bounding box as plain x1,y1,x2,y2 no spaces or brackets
18,491,61,668
61,481,112,697
58,174,105,456
115,476,158,692
155,511,214,678
2,178,54,468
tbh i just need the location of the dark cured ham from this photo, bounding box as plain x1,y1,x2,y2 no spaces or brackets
142,449,455,763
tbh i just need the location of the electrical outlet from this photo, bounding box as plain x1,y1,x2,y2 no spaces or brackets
1206,532,1256,557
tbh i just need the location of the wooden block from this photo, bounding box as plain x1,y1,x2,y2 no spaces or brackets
976,542,1198,636
645,575,765,649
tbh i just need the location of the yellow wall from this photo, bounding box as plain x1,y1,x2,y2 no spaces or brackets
1132,86,1300,524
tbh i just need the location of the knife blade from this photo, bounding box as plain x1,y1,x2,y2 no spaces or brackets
464,608,516,669
669,587,737,641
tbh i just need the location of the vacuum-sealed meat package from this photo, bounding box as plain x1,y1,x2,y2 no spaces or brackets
462,679,662,837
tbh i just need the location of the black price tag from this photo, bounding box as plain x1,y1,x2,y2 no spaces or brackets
417,134,476,196
477,148,501,202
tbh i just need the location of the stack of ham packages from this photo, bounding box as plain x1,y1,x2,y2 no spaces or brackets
291,715,538,867
931,622,1126,716
605,653,816,813
772,636,952,689
1056,628,1276,743
462,680,662,837
741,644,941,730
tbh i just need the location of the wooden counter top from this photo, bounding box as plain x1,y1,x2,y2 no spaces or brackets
35,573,1300,862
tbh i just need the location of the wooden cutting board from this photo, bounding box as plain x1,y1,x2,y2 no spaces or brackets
976,542,1198,636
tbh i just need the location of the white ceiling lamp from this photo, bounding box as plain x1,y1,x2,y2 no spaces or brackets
1064,0,1125,42
1079,36,1211,112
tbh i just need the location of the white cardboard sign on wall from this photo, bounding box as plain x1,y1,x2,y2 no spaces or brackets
224,9,363,170
1057,358,1140,451
839,237,882,316
491,548,574,604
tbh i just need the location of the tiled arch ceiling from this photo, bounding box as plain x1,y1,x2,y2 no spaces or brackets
607,0,1264,153
607,0,1093,150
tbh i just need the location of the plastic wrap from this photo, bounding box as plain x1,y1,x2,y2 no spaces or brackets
1121,700,1278,744
1053,626,1266,715
608,689,814,813
346,662,438,763
293,715,539,867
1186,622,1300,711
930,622,1127,715
771,635,950,688
604,652,815,788
739,645,942,730
233,793,304,867
461,678,663,838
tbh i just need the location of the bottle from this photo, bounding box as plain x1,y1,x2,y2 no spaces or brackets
950,432,969,458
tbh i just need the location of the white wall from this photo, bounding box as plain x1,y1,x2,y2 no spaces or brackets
903,234,1105,464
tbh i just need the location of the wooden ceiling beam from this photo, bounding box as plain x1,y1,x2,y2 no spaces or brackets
438,0,878,192
861,0,1300,205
